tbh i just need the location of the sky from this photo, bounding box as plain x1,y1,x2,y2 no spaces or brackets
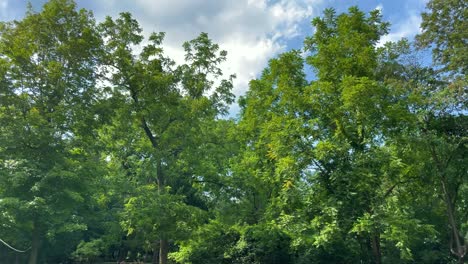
0,0,429,116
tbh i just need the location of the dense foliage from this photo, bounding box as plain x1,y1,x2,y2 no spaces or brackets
0,0,466,263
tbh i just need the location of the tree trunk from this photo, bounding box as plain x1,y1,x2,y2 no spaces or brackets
152,240,159,264
440,178,465,263
371,234,382,264
430,145,466,263
28,227,40,264
159,239,169,264
156,161,170,264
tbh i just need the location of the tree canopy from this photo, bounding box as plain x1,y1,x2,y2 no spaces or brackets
0,0,466,263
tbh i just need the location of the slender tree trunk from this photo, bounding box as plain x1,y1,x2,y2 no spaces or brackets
156,161,169,264
430,145,466,263
440,178,465,263
371,234,382,264
152,241,159,264
159,239,169,264
28,226,40,264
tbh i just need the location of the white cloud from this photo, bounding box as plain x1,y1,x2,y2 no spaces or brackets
378,12,422,46
375,3,383,11
221,35,283,96
91,0,323,113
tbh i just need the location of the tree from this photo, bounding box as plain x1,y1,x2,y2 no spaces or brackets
416,1,467,262
417,0,468,75
0,0,104,263
0,1,465,263
98,12,234,264
203,7,443,263
302,7,396,263
392,62,467,263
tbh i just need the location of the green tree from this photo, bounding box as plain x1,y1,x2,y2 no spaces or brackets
302,7,397,263
0,0,104,263
416,1,467,261
417,0,467,75
98,12,234,264
391,63,467,263
0,1,465,263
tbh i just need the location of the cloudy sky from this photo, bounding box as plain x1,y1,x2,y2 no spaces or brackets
1,0,428,115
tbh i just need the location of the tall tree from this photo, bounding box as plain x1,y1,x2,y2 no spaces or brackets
98,12,234,264
302,7,393,263
0,0,104,263
416,1,467,262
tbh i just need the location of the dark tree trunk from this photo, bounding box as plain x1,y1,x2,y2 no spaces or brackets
441,178,466,263
156,161,169,264
159,239,169,264
429,145,466,263
28,227,40,264
371,234,382,264
152,241,159,264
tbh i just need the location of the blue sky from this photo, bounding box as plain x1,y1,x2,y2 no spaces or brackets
0,0,429,115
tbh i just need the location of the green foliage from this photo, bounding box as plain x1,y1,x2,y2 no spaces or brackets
72,239,105,263
228,223,292,264
417,0,468,74
0,0,105,262
170,220,239,264
0,1,465,263
97,9,236,263
122,185,206,242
